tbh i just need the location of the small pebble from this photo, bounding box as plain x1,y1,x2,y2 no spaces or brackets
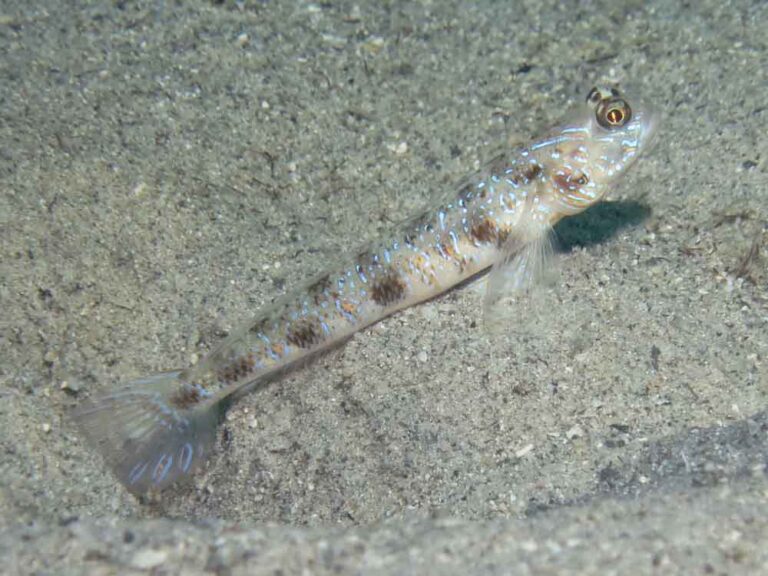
515,444,534,458
60,380,81,394
131,549,168,570
566,424,583,440
388,141,408,155
361,36,385,55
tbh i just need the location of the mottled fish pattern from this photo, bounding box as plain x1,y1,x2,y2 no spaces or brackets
75,86,658,495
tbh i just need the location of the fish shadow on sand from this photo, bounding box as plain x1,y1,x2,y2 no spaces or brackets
554,199,651,252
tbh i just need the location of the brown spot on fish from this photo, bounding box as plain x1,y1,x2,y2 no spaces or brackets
170,385,202,409
220,367,235,383
371,269,406,306
469,217,509,248
470,217,499,244
552,169,590,202
218,353,257,384
286,317,323,349
497,226,510,246
506,162,542,186
523,163,542,180
552,170,595,207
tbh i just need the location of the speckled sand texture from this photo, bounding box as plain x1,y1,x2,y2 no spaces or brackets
1,0,767,574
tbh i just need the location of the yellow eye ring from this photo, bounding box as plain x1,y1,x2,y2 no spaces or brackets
597,98,632,129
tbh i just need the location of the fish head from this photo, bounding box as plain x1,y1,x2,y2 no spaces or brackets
536,85,659,216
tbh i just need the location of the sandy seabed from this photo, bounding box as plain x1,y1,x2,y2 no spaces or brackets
1,1,767,574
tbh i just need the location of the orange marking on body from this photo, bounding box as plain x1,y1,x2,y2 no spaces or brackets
340,301,357,315
271,342,285,357
552,169,588,193
406,254,436,284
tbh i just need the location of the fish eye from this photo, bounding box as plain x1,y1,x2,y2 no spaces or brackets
597,98,632,129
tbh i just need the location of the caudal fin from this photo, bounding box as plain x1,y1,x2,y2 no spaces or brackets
73,371,220,495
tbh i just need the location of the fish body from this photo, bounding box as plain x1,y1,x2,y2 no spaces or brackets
75,86,658,495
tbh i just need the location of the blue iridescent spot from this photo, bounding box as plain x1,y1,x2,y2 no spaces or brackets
152,453,174,483
179,443,194,472
128,461,149,485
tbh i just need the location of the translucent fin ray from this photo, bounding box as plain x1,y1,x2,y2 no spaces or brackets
483,222,558,333
73,371,220,495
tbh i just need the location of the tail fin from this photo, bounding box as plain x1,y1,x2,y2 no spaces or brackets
73,371,220,496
